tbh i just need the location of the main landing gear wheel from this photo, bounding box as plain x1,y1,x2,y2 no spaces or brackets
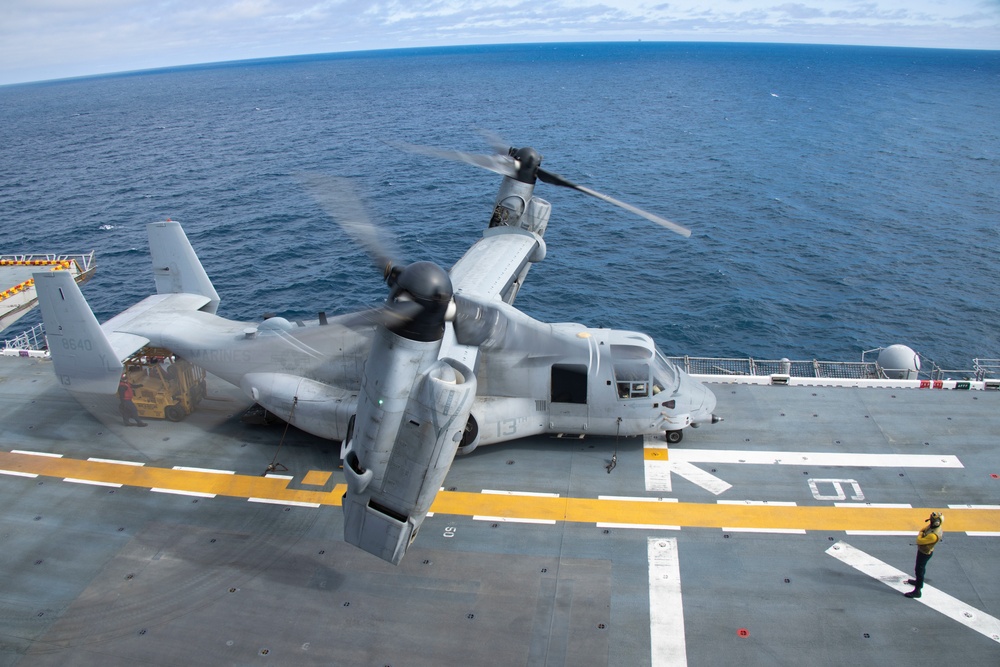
665,430,683,444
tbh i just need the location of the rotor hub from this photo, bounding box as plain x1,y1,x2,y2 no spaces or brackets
511,146,542,183
388,261,453,342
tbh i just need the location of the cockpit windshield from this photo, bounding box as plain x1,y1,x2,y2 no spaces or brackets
651,348,681,396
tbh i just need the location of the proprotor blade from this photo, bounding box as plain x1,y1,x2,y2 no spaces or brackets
536,167,692,238
387,140,520,180
476,129,513,155
299,172,401,280
339,300,426,331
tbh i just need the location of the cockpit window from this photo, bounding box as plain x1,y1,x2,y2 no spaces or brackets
610,343,680,400
611,344,654,399
652,348,681,396
615,363,649,399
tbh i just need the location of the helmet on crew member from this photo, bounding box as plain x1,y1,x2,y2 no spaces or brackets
928,512,943,527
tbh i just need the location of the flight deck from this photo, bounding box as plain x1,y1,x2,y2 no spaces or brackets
0,354,998,666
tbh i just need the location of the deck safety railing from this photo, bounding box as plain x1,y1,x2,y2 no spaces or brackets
667,354,992,382
2,322,47,351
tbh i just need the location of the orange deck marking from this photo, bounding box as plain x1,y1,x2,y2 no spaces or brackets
302,470,333,486
3,450,999,533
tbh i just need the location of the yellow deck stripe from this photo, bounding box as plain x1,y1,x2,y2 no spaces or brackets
2,450,998,533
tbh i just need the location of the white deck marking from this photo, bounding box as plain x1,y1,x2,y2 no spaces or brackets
248,497,321,508
645,460,732,495
472,515,556,525
836,502,912,508
0,469,37,478
87,458,145,466
11,450,62,458
63,478,122,488
845,530,914,536
643,437,732,495
599,495,678,503
171,466,235,474
666,449,963,468
826,541,1000,644
722,527,807,534
150,488,216,498
966,532,1000,537
644,459,676,491
598,522,681,530
481,489,560,497
718,500,797,506
264,473,293,480
646,443,962,497
648,537,687,666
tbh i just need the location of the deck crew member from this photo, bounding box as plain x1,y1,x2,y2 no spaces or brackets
904,512,943,598
118,374,147,427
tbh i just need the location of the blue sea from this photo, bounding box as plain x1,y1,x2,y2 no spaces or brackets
1,42,998,371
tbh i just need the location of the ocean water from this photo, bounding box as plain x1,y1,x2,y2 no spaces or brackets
1,42,998,370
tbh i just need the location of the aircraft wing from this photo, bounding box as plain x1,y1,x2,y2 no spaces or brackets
448,227,542,302
101,292,214,359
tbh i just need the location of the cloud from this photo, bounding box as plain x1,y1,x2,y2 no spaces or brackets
1,0,998,85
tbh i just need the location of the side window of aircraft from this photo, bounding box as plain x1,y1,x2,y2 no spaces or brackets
614,363,649,399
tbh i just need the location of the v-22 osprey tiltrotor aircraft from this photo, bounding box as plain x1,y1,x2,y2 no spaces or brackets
34,141,720,565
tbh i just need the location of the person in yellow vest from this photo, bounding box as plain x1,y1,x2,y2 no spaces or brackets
904,512,943,598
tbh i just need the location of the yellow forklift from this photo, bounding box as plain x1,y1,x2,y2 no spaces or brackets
123,347,207,422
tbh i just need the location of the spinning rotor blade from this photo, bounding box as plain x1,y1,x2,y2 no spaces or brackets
388,137,692,237
388,140,520,180
476,129,513,156
536,167,692,238
339,300,426,330
299,172,400,280
302,172,461,341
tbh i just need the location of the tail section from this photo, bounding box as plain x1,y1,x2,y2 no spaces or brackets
148,221,220,314
34,270,124,394
36,220,219,395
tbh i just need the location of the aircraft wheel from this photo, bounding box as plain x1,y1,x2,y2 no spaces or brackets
164,404,184,422
665,429,683,444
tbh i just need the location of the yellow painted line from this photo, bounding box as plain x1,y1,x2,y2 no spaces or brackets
2,450,999,533
302,470,333,486
0,450,344,507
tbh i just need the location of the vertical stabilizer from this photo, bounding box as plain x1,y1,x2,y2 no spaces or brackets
34,270,123,394
147,221,220,314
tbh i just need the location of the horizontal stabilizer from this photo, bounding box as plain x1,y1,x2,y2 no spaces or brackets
34,270,124,394
148,221,220,314
101,292,212,359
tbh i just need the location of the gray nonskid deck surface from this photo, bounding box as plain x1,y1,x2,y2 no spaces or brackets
0,356,997,666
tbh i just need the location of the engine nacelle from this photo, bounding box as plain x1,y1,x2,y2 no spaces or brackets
342,357,476,565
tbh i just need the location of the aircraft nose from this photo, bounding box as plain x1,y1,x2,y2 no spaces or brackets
692,380,718,424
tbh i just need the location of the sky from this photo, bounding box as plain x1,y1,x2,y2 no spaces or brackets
1,0,998,85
